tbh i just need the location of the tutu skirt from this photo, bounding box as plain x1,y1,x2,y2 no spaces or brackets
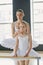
0,38,16,49
0,38,39,49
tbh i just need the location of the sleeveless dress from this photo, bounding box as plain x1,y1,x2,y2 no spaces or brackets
16,36,39,57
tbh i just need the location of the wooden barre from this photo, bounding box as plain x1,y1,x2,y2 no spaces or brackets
0,56,41,60
0,56,41,65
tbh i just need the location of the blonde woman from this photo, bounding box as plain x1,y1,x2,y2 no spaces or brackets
11,9,30,38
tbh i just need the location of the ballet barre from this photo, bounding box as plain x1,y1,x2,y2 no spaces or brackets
0,56,41,65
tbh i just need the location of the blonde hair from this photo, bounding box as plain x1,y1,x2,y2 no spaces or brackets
16,9,25,16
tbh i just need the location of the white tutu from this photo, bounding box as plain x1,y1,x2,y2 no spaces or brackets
0,38,17,49
29,49,40,57
0,38,39,49
32,41,39,48
17,49,40,57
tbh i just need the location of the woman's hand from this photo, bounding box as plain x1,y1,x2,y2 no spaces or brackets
13,32,19,37
14,54,17,57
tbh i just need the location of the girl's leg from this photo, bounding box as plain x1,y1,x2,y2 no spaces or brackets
14,55,19,65
17,61,19,65
25,55,29,65
19,60,25,65
25,60,29,65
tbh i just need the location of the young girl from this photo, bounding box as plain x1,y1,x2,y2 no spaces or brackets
13,22,39,65
14,22,39,57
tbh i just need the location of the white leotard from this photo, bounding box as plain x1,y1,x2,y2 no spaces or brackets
17,35,40,57
17,35,29,56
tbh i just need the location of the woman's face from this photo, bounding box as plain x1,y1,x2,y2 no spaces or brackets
16,12,24,20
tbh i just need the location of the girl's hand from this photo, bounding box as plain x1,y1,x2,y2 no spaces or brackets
24,50,30,57
13,54,17,57
24,53,28,57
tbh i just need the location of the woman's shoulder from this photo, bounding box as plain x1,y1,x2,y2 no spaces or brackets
11,21,17,28
12,21,17,26
23,20,30,25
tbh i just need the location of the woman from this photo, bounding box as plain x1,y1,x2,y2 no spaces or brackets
11,9,30,38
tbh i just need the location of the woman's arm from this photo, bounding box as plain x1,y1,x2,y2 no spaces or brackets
26,23,31,35
24,21,30,35
11,22,18,38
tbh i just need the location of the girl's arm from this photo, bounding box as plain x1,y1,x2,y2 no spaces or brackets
13,36,19,56
24,34,32,57
11,22,18,38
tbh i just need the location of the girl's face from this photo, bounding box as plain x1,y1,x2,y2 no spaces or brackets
19,23,26,33
16,12,24,20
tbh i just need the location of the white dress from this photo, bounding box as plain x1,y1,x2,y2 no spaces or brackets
17,36,40,57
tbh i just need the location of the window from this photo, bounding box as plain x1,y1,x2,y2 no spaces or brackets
30,0,43,44
0,0,13,43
